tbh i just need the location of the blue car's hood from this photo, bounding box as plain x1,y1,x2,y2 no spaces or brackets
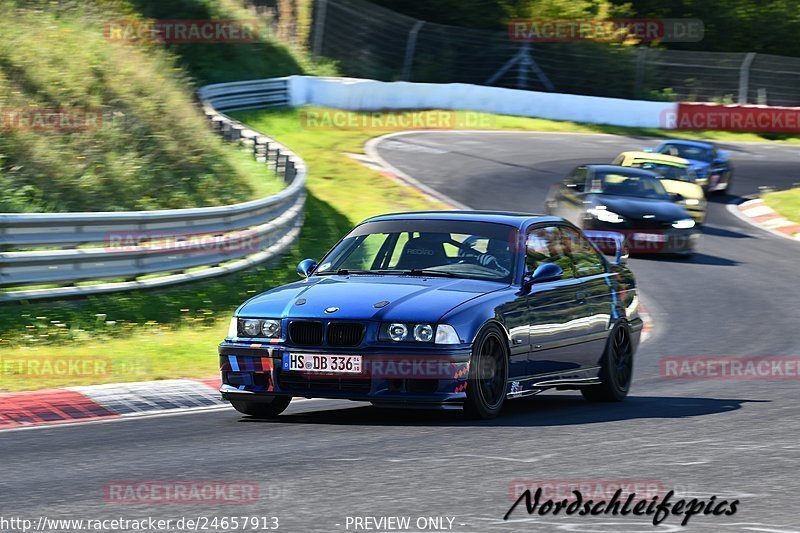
238,275,509,323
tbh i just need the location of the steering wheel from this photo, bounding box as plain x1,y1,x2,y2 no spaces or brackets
456,236,511,275
476,253,511,276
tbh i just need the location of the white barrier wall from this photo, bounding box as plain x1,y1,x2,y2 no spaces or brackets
289,76,677,129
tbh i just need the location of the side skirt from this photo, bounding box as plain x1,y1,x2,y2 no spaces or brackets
506,368,602,399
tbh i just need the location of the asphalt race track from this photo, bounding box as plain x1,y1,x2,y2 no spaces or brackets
2,132,800,533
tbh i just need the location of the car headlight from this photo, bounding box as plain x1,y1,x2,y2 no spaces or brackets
588,206,625,223
228,317,238,338
388,323,408,342
414,324,434,342
238,318,281,338
241,319,261,337
672,218,696,229
684,198,700,206
380,323,459,344
261,319,281,338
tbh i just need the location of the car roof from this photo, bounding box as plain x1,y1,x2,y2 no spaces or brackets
619,151,691,167
362,210,563,229
657,139,715,149
584,164,659,177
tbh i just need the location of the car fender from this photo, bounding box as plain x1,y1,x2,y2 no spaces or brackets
440,289,518,348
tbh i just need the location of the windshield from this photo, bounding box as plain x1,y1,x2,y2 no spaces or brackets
632,162,696,183
591,171,670,200
316,219,518,282
658,143,713,163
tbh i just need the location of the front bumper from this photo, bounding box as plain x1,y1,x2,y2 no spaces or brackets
218,341,472,405
585,225,699,254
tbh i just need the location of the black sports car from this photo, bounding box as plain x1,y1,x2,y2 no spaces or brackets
219,211,643,419
545,165,700,255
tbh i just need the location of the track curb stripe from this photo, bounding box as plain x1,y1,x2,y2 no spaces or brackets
0,377,222,429
0,389,119,429
736,198,800,240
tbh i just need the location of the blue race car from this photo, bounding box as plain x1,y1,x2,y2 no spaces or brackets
654,140,733,194
219,211,643,419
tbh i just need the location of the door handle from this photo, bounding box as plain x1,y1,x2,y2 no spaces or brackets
575,292,587,303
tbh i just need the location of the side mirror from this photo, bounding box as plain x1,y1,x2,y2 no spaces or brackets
297,258,317,278
670,192,684,203
524,263,563,287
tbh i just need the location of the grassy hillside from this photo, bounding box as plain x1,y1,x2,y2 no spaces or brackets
0,0,333,213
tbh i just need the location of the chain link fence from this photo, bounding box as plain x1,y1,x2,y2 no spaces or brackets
308,0,800,106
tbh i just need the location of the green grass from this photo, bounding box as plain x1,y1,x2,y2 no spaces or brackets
3,106,800,391
763,188,800,224
0,325,225,392
0,0,335,214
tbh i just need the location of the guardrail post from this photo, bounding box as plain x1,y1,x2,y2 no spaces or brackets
276,154,288,178
633,47,647,99
286,160,296,182
263,143,271,166
222,121,233,141
312,0,328,57
402,21,425,81
738,52,756,105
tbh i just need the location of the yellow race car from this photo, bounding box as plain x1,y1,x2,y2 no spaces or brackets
612,151,707,224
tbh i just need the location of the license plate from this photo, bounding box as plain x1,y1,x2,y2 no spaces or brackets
632,233,666,243
283,353,363,374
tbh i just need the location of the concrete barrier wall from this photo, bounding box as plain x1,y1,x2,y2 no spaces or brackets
289,76,677,129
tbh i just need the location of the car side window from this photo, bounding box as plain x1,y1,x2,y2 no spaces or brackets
559,226,607,277
565,167,587,193
525,226,574,280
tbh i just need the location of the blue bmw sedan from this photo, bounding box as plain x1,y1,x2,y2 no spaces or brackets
219,211,643,419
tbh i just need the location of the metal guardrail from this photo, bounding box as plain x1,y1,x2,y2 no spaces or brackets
0,77,304,302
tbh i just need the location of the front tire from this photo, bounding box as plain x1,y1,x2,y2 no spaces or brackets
581,323,633,402
231,396,292,418
464,324,509,419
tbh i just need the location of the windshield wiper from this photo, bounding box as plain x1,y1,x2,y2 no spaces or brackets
315,269,371,276
406,268,459,278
